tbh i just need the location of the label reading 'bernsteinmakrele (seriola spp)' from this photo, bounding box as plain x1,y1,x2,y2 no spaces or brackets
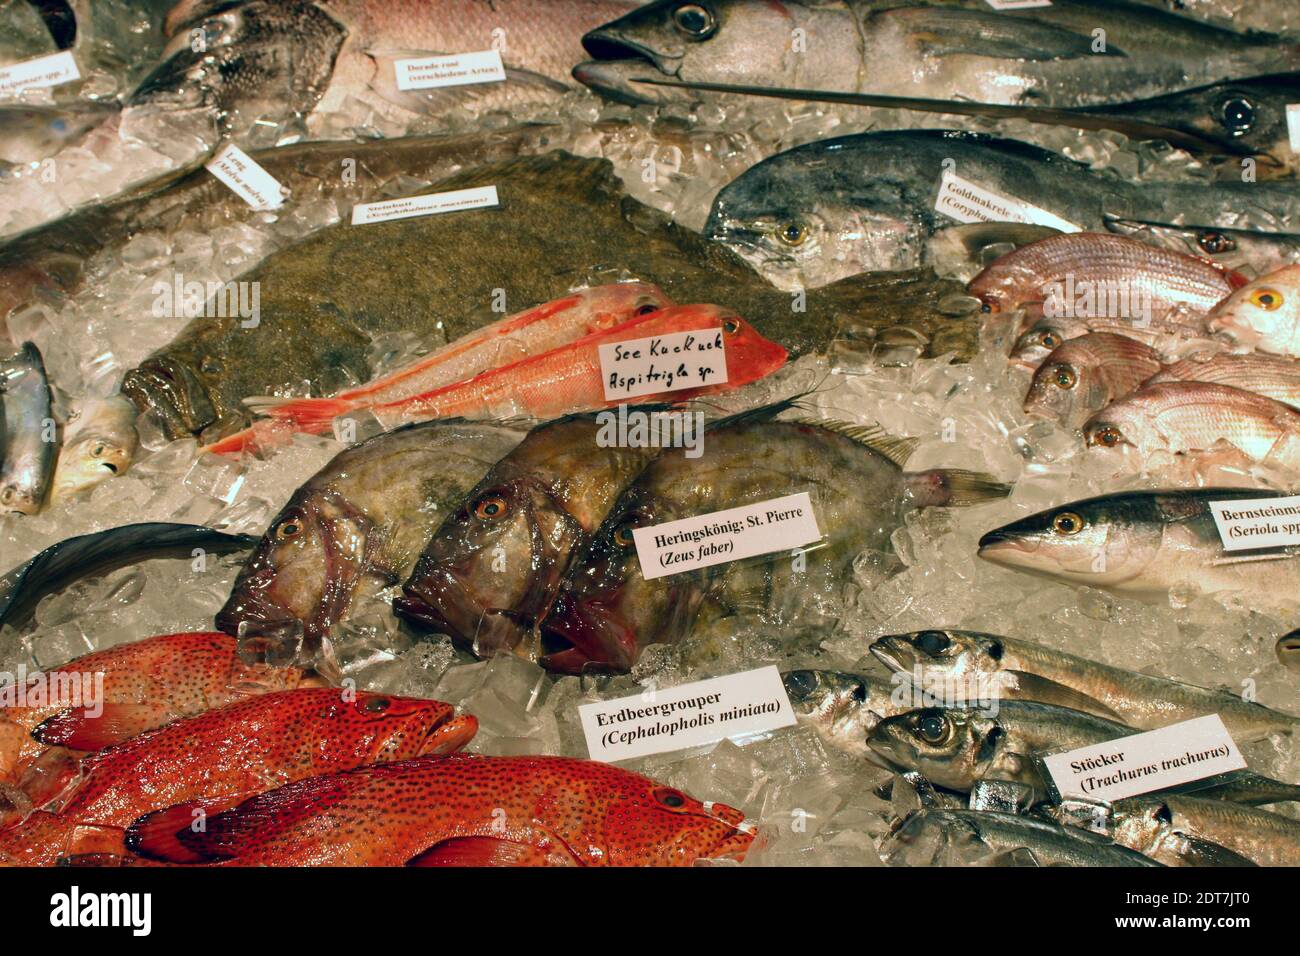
1288,104,1300,153
598,328,728,401
1041,715,1246,803
936,169,1081,233
1208,494,1300,551
0,50,80,95
580,665,796,762
205,143,285,211
631,492,821,581
351,186,500,225
394,50,506,90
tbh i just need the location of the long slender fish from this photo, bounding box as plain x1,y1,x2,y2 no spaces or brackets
0,343,56,515
978,489,1300,607
870,629,1299,741
782,669,908,759
1104,217,1300,277
1104,794,1300,867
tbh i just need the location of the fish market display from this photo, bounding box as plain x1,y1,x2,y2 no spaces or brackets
1,0,1297,875
123,753,754,866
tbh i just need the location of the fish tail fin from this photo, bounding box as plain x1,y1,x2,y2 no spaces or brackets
244,394,357,428
905,468,1012,507
202,428,259,457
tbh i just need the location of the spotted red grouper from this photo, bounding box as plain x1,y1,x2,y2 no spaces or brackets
0,688,474,866
124,753,755,866
0,631,311,794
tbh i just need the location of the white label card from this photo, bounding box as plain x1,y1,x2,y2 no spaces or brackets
632,492,821,581
1041,715,1246,803
1288,104,1300,153
205,143,285,211
0,51,80,95
985,0,1052,9
351,185,499,225
1208,494,1300,551
580,665,796,762
936,170,1081,233
395,50,506,90
599,328,728,401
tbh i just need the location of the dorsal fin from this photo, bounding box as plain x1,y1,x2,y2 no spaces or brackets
428,151,622,200
791,418,920,468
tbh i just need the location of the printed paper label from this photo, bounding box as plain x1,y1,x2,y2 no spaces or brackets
0,51,80,95
632,492,821,581
1209,494,1300,551
205,143,285,211
580,665,796,762
985,0,1052,9
351,185,499,225
1041,715,1246,803
599,328,728,401
1288,104,1300,153
394,50,506,90
936,170,1081,233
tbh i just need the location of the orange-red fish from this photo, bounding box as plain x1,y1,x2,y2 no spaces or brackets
261,304,787,431
0,688,474,866
124,753,755,867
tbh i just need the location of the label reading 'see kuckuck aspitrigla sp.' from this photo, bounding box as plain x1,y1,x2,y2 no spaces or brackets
936,169,1081,233
1209,494,1300,551
0,50,80,95
631,492,822,581
205,143,286,211
351,185,500,225
394,50,506,91
1041,715,1246,803
598,328,729,401
580,665,796,762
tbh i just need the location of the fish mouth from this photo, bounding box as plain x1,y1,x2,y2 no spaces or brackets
572,59,683,106
868,637,910,673
419,713,479,756
538,591,637,674
581,31,680,75
121,357,217,438
395,569,533,656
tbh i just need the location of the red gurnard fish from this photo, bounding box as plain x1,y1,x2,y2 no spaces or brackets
205,283,674,455
261,304,788,431
125,754,756,867
0,688,475,866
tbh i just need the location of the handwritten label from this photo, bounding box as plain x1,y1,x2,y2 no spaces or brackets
632,492,821,581
1288,104,1300,153
985,0,1052,8
205,143,285,210
936,170,1081,233
599,328,728,401
1209,494,1300,551
580,666,796,762
1041,715,1246,803
0,51,80,95
351,185,499,225
394,50,506,91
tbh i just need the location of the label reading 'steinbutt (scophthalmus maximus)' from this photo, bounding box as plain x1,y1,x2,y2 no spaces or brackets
351,186,500,225
599,328,728,401
205,143,285,211
0,50,80,95
631,492,821,581
580,665,796,762
1041,715,1246,803
936,170,1081,233
1208,494,1300,551
394,50,506,90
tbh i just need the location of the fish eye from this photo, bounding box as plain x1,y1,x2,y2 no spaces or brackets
474,494,509,520
1197,231,1236,255
1051,365,1077,390
200,356,222,375
784,671,816,696
1218,95,1255,134
1051,511,1085,535
672,4,716,39
1040,332,1061,349
776,221,808,246
613,519,641,548
362,697,391,713
1248,288,1283,311
653,787,688,809
914,630,951,656
635,302,660,316
850,681,867,703
722,317,740,334
914,712,951,745
1087,424,1124,449
274,517,303,540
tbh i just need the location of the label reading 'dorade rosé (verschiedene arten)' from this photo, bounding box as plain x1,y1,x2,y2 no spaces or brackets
205,143,286,211
351,186,500,225
394,50,506,90
598,328,729,401
1208,494,1300,552
579,665,796,762
631,492,822,581
1040,715,1246,803
936,169,1081,233
0,50,80,95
